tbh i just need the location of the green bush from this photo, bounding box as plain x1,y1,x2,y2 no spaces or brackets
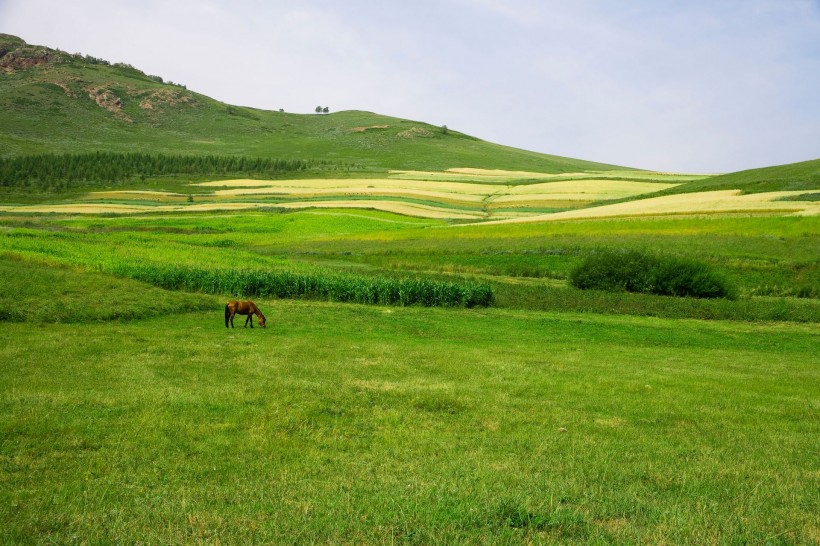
569,249,737,299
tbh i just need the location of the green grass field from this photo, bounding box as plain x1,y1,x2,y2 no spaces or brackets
2,210,819,305
1,296,818,543
2,33,819,544
1,207,819,543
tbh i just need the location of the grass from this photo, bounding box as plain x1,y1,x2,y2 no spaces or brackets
0,200,817,544
649,158,820,196
491,279,818,322
1,301,818,543
0,255,216,322
1,211,818,317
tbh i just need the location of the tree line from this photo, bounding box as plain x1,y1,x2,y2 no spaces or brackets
0,152,342,189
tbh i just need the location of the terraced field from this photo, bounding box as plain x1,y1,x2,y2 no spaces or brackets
3,167,818,221
487,189,820,224
0,169,698,220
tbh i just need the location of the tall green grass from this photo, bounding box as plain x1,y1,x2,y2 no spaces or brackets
0,225,491,307
109,263,493,307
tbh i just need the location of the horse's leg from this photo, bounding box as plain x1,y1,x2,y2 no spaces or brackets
230,311,235,328
249,314,254,328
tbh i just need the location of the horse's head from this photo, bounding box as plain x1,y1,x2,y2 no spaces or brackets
259,314,267,328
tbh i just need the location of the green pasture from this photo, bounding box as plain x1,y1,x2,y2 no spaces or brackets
0,256,217,322
1,295,818,543
1,210,818,313
666,158,820,195
1,202,818,544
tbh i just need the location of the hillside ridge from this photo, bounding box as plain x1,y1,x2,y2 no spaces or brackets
0,34,628,173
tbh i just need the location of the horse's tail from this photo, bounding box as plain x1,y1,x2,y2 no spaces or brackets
224,304,230,327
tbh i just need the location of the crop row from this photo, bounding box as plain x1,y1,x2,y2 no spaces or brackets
109,263,493,307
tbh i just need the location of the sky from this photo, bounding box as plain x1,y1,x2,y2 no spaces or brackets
2,0,819,173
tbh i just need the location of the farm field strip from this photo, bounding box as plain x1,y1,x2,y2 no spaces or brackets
272,200,487,219
501,179,678,195
445,167,712,180
210,187,490,203
0,202,274,214
483,189,820,224
194,178,494,193
389,168,709,183
0,200,488,219
0,170,688,220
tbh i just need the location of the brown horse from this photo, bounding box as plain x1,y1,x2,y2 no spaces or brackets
225,300,266,328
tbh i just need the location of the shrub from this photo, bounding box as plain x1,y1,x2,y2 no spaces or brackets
569,249,737,299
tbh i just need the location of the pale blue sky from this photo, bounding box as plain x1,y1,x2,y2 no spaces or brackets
2,0,819,172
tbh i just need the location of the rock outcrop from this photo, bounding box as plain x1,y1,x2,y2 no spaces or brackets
0,35,54,72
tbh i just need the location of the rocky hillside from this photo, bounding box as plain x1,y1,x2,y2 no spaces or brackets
0,33,201,125
0,34,53,70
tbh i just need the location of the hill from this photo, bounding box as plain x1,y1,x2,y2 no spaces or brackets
0,34,624,173
663,159,820,195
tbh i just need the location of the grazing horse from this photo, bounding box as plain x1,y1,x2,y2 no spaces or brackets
225,300,266,329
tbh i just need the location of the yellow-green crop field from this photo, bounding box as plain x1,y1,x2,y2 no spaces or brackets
2,168,817,221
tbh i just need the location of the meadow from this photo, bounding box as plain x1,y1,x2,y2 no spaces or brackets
1,202,819,543
1,285,817,543
2,34,819,544
2,208,819,306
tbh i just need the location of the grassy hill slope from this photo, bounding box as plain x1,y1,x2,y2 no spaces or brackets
0,34,624,173
669,159,820,194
